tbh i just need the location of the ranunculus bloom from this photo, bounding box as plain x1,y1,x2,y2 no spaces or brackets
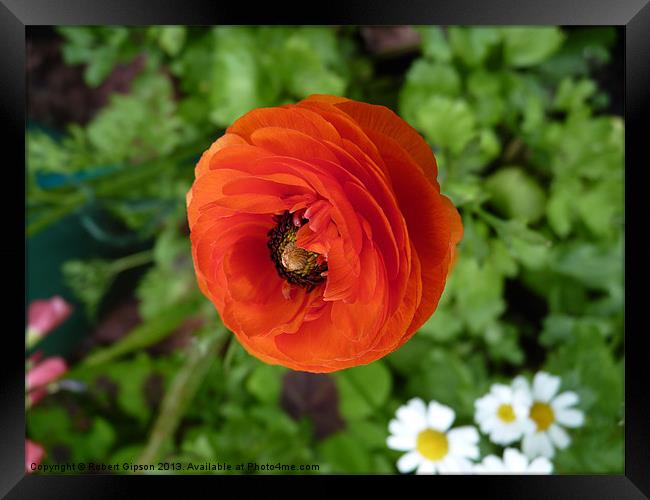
25,439,45,473
187,95,462,372
27,296,73,340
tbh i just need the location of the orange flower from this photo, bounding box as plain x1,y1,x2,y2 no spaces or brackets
187,95,462,372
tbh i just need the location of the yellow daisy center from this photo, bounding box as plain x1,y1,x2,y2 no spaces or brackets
529,401,555,431
497,403,516,423
416,429,449,461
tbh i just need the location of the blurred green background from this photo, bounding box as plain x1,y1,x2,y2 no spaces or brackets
26,26,623,474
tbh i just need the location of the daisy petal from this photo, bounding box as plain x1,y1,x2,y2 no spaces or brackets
416,460,436,475
552,391,579,410
537,433,555,458
475,395,499,413
389,418,416,438
396,405,427,431
437,456,462,474
548,424,571,449
387,434,417,452
528,457,553,474
396,450,422,473
533,372,561,402
512,375,530,394
477,455,504,474
491,424,523,446
448,426,480,459
427,401,455,431
491,384,512,402
522,433,553,459
454,457,475,473
555,408,584,428
406,397,427,414
503,448,528,472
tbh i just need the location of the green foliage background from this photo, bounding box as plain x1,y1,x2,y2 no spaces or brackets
27,26,623,474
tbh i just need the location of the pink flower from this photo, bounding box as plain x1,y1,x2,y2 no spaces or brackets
26,356,67,392
27,387,49,407
25,439,45,473
27,296,73,340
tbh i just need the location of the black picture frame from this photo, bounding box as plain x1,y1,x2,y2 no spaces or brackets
5,1,648,497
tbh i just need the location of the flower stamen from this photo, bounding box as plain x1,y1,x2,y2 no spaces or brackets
416,429,449,461
529,401,555,432
268,211,327,291
497,403,517,423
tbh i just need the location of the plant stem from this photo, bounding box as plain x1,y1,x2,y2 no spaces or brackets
26,139,207,238
136,328,227,468
111,249,155,274
26,194,85,237
81,297,202,367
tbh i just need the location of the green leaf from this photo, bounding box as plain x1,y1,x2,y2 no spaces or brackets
58,27,140,87
399,60,461,125
448,27,501,67
275,28,347,97
452,256,506,333
246,363,285,404
345,420,390,450
576,182,623,239
539,314,577,347
28,405,116,463
552,241,622,291
485,216,553,270
384,335,434,376
63,258,116,318
419,303,464,342
554,419,623,473
545,328,622,420
416,26,452,62
486,167,547,224
553,78,597,112
547,178,581,238
538,27,616,83
318,432,372,473
406,347,486,420
502,27,565,67
98,352,156,424
83,298,203,366
484,322,524,365
157,26,187,56
208,27,277,127
467,70,505,126
336,361,392,420
412,95,476,155
86,71,183,164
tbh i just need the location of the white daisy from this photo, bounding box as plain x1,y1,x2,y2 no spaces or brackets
387,398,480,474
474,448,553,474
474,382,534,445
515,371,585,459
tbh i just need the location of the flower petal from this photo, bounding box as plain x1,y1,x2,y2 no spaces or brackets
415,460,437,475
555,408,585,428
396,451,422,473
447,426,480,459
503,448,528,472
548,424,571,449
528,457,553,474
552,391,580,410
387,434,417,452
427,401,455,432
532,372,561,402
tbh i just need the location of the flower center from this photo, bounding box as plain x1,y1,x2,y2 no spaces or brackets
267,211,327,291
529,401,555,432
497,403,517,423
416,429,449,461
